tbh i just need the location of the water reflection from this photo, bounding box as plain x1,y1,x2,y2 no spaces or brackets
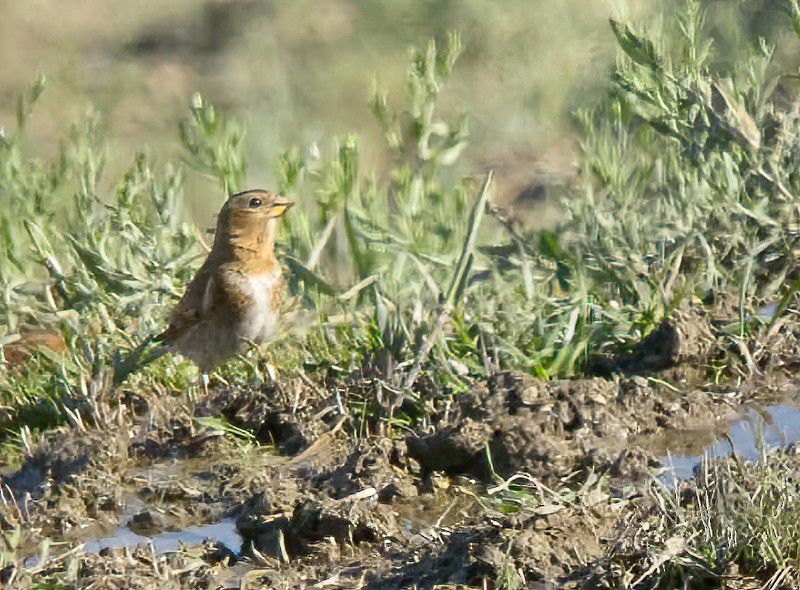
662,404,800,481
83,518,241,555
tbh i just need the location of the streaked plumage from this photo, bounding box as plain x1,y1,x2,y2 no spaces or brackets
155,189,292,372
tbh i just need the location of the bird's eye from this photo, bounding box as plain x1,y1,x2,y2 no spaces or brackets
248,197,263,208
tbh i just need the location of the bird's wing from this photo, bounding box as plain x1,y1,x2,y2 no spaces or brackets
155,265,215,343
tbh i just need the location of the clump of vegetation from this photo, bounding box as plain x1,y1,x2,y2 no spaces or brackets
602,445,800,588
4,1,800,432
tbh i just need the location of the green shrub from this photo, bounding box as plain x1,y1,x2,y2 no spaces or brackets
4,1,800,435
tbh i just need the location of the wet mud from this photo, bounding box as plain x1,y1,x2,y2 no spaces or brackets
406,372,729,483
4,309,800,588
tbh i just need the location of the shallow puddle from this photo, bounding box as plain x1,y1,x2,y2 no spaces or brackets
79,457,249,555
661,404,800,481
83,518,241,555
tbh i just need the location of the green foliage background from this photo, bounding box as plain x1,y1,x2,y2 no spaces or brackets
3,0,800,436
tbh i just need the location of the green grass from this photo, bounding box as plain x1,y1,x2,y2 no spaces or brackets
603,445,800,588
2,1,800,434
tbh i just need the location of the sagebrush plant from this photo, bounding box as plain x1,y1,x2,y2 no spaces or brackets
562,0,800,342
0,80,202,430
440,0,800,383
4,2,800,437
0,34,488,433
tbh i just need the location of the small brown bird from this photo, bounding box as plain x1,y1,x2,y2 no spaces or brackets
3,325,67,371
155,189,293,373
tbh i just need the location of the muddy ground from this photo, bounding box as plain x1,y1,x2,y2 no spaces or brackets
3,311,800,589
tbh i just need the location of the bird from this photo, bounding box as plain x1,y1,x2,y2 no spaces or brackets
3,325,67,371
153,189,293,379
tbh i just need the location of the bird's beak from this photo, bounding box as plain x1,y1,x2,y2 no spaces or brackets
269,195,294,218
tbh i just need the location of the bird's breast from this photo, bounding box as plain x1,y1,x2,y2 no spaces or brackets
229,270,284,344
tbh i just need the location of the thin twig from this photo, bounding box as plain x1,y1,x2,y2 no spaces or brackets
487,203,537,257
306,214,339,271
403,303,454,393
338,275,377,301
403,172,494,392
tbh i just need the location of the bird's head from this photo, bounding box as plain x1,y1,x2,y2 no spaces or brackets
222,189,293,226
214,189,293,255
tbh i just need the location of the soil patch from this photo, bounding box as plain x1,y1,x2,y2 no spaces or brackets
406,372,731,483
0,369,754,588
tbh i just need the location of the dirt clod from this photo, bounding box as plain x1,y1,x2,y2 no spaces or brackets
407,372,725,482
4,428,128,535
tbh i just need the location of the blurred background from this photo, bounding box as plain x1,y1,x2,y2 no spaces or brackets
1,0,798,224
